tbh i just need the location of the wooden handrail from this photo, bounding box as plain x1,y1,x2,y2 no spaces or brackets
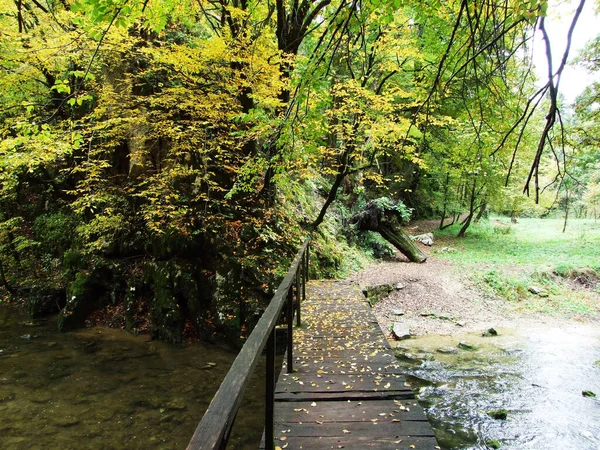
186,238,311,450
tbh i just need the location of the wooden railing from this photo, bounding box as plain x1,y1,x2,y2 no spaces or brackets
186,238,310,450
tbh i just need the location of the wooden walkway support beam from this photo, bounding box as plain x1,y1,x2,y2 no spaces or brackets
263,280,439,450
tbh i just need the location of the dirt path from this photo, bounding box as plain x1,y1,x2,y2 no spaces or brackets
348,221,587,338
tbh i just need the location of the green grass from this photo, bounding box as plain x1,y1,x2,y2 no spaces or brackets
432,218,600,317
434,218,600,268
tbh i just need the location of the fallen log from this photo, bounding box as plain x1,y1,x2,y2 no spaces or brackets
351,200,427,263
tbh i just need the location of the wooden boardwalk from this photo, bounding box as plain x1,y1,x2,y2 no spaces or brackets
263,280,439,450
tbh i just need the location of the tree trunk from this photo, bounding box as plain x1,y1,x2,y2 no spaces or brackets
457,180,476,238
311,168,347,230
0,259,15,296
562,191,570,233
351,200,427,263
377,219,427,263
474,201,487,223
439,216,456,230
457,213,473,238
439,172,450,229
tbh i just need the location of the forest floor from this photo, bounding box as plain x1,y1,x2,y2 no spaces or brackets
350,218,600,338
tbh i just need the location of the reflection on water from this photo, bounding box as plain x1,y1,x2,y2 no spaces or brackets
393,326,600,449
0,305,265,450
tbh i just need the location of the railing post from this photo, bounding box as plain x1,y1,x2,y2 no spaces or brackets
303,244,309,301
287,287,294,373
265,328,275,450
295,267,301,327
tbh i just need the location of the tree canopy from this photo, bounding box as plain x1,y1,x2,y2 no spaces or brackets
1,0,598,342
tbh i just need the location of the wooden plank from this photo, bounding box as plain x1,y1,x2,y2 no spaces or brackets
263,436,440,449
279,372,406,383
273,421,436,437
290,350,398,363
275,391,415,401
274,400,428,422
276,374,409,393
294,328,388,339
290,362,404,375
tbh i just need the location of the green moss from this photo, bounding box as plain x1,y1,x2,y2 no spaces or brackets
147,262,186,343
58,268,112,331
485,439,502,449
488,409,508,420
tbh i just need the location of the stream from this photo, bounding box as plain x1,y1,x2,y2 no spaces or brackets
394,326,600,449
3,302,600,450
0,305,265,450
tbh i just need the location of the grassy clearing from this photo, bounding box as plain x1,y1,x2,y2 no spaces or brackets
431,218,600,317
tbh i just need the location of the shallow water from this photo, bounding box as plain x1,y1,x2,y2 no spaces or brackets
0,306,265,450
394,326,600,449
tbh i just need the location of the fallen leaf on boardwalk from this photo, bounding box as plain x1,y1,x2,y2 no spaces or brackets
409,445,415,449
384,382,391,389
342,429,351,434
311,402,317,407
392,419,401,422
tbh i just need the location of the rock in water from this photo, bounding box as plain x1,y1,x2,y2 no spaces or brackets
482,328,498,337
392,322,411,340
485,439,501,449
488,409,508,420
437,346,458,354
458,342,477,351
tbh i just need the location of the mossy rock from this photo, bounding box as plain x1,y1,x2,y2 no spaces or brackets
27,286,66,317
458,342,478,351
488,409,508,420
482,328,498,337
362,284,394,306
147,262,186,343
485,439,501,449
147,259,208,344
58,268,112,331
